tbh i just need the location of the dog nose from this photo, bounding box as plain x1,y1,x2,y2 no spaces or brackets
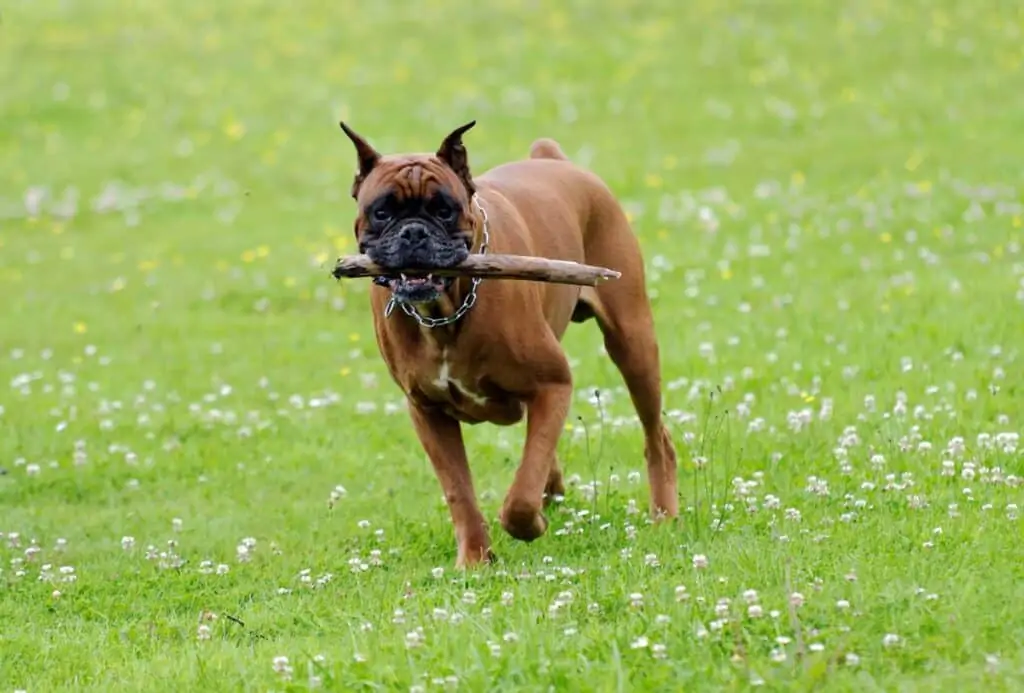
397,223,429,244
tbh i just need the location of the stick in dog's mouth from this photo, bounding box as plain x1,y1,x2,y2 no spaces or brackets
332,253,622,288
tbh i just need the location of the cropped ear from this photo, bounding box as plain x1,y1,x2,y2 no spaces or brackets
436,120,476,196
339,121,381,199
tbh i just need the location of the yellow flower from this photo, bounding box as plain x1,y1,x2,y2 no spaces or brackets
644,173,662,189
548,11,567,29
340,367,351,376
348,333,360,342
74,322,87,334
880,233,892,244
224,119,246,141
904,150,924,172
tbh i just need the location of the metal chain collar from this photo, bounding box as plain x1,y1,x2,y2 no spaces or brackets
383,194,490,329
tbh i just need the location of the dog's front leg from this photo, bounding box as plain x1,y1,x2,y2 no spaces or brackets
408,403,493,567
500,382,572,542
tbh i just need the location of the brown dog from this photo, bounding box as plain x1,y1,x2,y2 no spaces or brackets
340,120,678,567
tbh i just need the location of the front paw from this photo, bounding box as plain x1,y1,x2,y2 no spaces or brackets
500,499,548,542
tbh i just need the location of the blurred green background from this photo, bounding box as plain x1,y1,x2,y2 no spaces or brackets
2,0,1024,690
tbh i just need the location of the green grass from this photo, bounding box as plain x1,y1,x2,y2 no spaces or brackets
2,0,1024,690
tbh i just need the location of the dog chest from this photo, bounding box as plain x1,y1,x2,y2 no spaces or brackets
407,348,525,425
431,355,488,406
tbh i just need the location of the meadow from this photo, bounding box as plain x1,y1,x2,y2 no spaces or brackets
2,0,1024,690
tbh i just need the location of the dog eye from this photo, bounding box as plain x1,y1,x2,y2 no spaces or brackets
432,203,456,223
372,209,392,223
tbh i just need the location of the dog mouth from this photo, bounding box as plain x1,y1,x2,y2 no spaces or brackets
384,272,453,302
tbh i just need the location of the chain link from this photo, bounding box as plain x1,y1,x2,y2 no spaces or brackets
385,194,490,329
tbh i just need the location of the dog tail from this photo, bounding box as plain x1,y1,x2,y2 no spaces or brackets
529,138,569,161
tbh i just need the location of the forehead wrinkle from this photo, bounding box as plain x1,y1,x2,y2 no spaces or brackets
406,164,423,194
392,163,448,200
369,156,461,203
389,164,419,201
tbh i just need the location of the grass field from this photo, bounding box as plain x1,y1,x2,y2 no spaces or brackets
3,0,1024,690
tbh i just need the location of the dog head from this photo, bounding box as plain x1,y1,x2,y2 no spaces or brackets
340,121,480,305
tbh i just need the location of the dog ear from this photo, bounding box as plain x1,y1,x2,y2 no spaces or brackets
339,121,381,199
436,120,477,196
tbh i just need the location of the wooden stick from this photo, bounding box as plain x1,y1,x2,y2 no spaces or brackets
331,253,621,287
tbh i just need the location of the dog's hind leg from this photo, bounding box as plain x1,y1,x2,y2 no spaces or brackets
544,455,566,505
577,201,679,519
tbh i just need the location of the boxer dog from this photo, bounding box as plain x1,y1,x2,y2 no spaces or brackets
339,120,678,567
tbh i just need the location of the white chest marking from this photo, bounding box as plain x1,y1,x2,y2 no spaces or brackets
433,355,488,406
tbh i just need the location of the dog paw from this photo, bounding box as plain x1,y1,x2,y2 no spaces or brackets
500,500,548,542
543,472,566,505
542,491,565,509
650,496,680,521
456,545,496,568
